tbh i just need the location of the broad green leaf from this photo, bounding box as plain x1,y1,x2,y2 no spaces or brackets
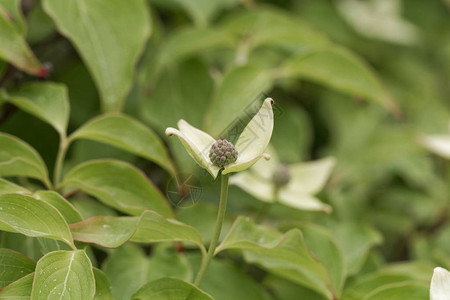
141,58,213,133
61,159,172,217
26,1,55,44
217,217,334,299
0,0,26,33
334,223,383,275
70,113,175,175
265,275,326,300
0,233,43,261
131,277,213,300
364,282,429,300
297,224,346,296
70,210,205,254
4,82,70,136
188,254,272,300
0,10,44,75
140,58,214,173
94,268,113,300
0,133,50,187
31,250,95,300
155,27,235,72
0,178,29,195
0,193,74,248
346,261,435,298
33,191,83,224
0,273,33,299
104,244,191,300
220,8,329,51
71,196,118,219
271,104,312,162
151,0,240,27
0,248,35,288
205,65,273,136
280,47,398,113
43,0,151,111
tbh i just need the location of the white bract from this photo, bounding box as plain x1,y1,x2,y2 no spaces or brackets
165,98,274,179
430,267,450,300
230,145,335,213
420,121,450,159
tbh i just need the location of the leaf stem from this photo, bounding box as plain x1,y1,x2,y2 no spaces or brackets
194,173,229,286
53,134,69,188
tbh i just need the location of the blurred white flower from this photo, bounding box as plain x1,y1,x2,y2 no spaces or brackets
336,0,420,45
419,121,450,159
230,145,335,213
166,98,274,178
430,267,450,300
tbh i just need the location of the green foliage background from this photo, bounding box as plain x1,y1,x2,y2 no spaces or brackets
0,0,449,299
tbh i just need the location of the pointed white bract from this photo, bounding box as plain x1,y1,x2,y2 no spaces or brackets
420,134,450,160
430,267,450,300
229,146,335,213
166,98,274,179
223,98,274,175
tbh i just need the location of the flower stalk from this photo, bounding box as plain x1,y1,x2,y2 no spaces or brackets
194,173,229,286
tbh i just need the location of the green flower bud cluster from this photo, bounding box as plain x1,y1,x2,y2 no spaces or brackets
209,139,238,168
273,165,291,187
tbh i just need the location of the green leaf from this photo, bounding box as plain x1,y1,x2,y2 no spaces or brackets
0,233,43,261
334,223,383,276
61,159,172,217
0,9,44,75
220,8,329,51
297,224,346,296
31,250,95,300
217,217,334,299
188,254,272,300
0,193,74,248
70,113,175,175
0,248,35,288
131,277,213,300
0,273,33,299
141,58,213,133
363,282,429,300
152,0,240,27
265,275,326,300
33,191,83,224
70,210,205,253
0,133,50,187
205,65,273,136
346,261,434,298
104,244,192,300
71,196,118,219
280,47,398,113
0,178,29,195
0,0,26,33
155,27,235,72
93,268,113,300
43,0,151,111
4,82,70,136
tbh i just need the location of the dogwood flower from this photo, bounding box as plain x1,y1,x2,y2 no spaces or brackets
430,267,450,300
230,145,335,213
420,121,450,159
165,98,274,179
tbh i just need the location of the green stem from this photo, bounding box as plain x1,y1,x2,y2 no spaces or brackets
53,135,68,188
194,173,229,286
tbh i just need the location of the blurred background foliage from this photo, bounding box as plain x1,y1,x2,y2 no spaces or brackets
0,0,450,299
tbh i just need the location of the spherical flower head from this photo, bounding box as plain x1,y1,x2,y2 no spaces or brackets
209,139,238,168
273,165,291,187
